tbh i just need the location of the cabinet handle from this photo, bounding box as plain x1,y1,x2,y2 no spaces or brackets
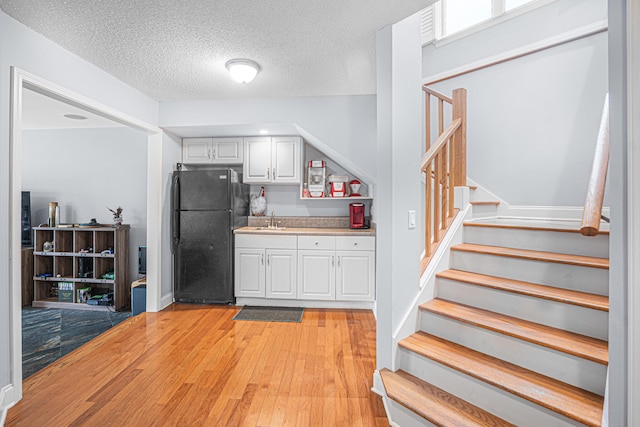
267,254,270,266
273,169,276,180
331,255,334,267
354,242,358,247
212,148,216,159
338,256,341,267
261,254,264,265
266,168,270,179
207,148,212,159
314,242,319,246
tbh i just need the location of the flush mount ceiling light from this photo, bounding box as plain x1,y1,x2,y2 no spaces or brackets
63,114,88,120
225,59,261,84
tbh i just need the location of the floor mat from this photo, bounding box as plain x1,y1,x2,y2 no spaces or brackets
232,306,304,323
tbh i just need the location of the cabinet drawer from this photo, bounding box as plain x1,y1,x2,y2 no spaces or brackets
336,236,375,251
235,234,297,249
298,236,336,250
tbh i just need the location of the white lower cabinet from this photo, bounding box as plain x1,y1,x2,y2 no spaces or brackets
297,235,375,302
235,233,374,304
336,251,375,301
235,235,297,299
297,250,336,299
265,249,297,299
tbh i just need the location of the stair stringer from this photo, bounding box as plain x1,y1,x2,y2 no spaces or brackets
373,197,472,424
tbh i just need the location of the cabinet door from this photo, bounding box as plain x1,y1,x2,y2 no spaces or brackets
336,251,375,301
297,250,335,300
266,249,297,299
212,137,243,164
243,137,272,182
234,248,265,297
183,138,213,164
272,136,301,183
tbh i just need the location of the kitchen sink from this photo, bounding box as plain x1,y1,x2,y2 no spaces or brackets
253,226,287,230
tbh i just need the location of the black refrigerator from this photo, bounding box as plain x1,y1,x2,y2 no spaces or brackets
171,168,249,304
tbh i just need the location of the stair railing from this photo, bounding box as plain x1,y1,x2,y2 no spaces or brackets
421,87,467,270
580,94,609,236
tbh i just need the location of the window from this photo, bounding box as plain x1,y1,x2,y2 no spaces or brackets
421,0,545,45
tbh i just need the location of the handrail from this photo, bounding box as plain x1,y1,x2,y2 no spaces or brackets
421,119,461,171
580,94,610,236
421,87,467,272
422,86,453,104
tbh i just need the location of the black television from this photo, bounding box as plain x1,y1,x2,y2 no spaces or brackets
21,191,32,246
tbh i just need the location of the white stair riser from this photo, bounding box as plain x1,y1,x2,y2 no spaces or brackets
419,313,607,395
450,251,609,296
398,349,586,427
436,279,608,340
463,226,609,258
384,399,438,427
471,204,499,218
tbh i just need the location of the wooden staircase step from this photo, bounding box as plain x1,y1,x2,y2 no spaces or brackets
420,299,608,364
399,332,604,427
470,201,500,205
464,221,591,233
451,243,609,269
436,269,609,312
381,368,516,427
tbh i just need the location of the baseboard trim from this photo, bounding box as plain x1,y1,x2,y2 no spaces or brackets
235,297,374,310
371,371,402,427
0,384,15,426
505,205,611,222
159,293,174,311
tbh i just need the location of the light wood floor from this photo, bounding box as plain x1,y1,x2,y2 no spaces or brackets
7,305,389,426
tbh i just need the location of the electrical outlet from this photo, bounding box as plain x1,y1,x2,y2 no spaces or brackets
408,210,416,229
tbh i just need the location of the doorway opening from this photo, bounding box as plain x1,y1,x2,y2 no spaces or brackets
9,67,164,403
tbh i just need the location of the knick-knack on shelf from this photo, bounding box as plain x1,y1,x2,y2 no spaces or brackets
108,206,123,226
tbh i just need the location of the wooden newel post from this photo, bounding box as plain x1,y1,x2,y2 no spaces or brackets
451,88,467,187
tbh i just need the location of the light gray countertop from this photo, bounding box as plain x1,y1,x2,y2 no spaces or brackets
234,226,375,236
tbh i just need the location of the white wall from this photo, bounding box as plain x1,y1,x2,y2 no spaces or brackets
606,0,628,425
22,127,148,282
423,0,608,207
0,9,159,406
376,13,423,369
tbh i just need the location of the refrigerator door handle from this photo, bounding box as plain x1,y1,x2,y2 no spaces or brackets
171,173,180,253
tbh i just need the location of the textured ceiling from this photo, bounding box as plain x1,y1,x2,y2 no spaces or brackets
1,0,429,102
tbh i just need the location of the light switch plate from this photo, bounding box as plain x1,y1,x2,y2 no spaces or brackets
408,210,416,229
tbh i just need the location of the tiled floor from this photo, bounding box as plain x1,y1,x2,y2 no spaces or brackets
22,307,131,379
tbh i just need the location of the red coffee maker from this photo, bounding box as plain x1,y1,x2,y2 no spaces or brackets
349,203,366,229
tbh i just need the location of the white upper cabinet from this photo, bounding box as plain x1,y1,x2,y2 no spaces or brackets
182,137,243,164
243,136,301,184
244,137,272,181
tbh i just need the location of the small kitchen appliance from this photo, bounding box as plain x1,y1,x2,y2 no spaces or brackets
349,179,361,197
349,203,366,229
307,160,326,197
327,175,348,197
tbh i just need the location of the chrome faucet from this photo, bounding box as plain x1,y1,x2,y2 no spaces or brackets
270,211,276,228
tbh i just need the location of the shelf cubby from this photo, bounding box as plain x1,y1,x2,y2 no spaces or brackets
54,230,74,253
95,231,115,254
55,257,73,278
34,229,53,252
74,230,94,253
